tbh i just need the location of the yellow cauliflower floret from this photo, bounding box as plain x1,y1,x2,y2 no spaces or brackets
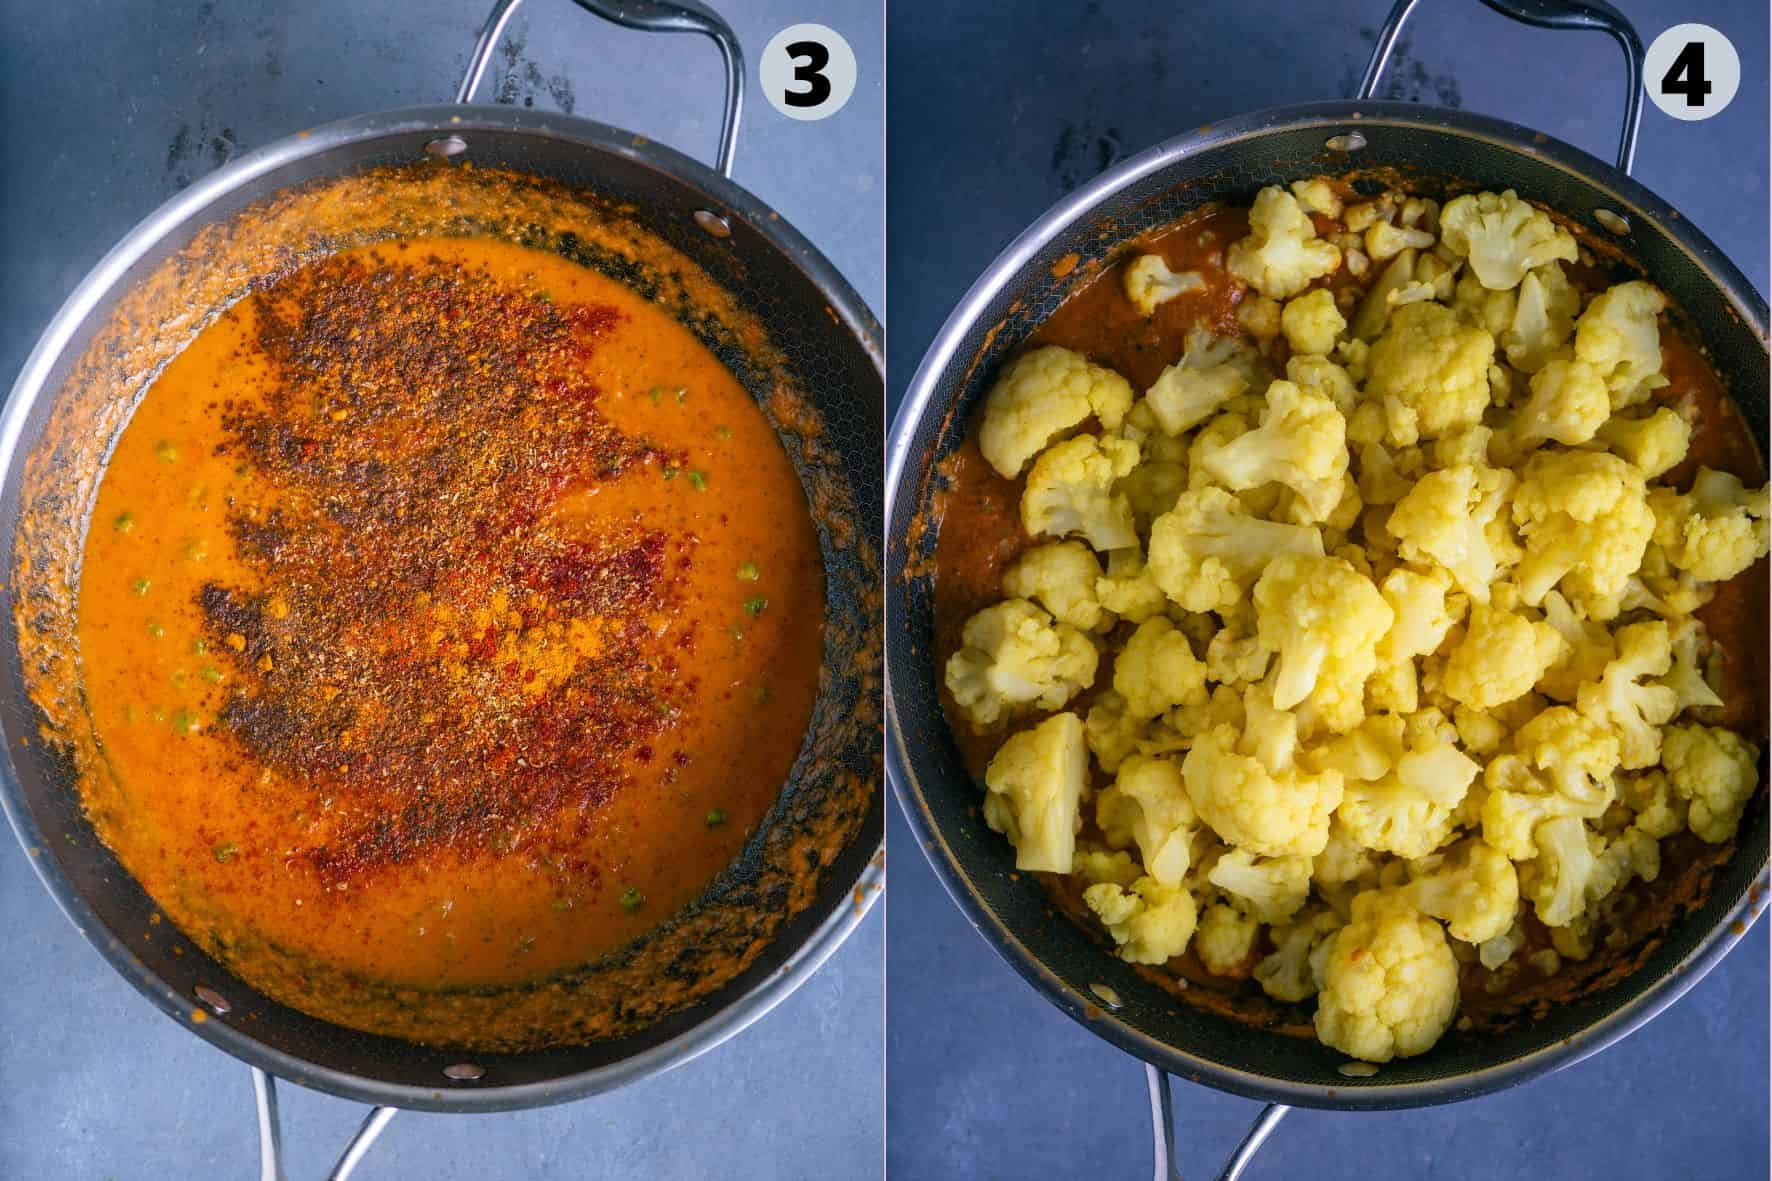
1650,467,1771,582
1661,723,1760,843
1367,302,1496,446
1322,714,1479,859
1480,708,1620,859
1194,902,1261,977
1511,450,1654,608
1123,254,1205,315
1573,280,1669,408
1618,770,1690,841
1113,616,1210,719
1281,287,1347,356
1207,847,1313,925
1254,907,1343,1002
1182,706,1344,859
1074,844,1142,887
1576,620,1678,769
982,711,1089,873
1195,380,1349,522
1521,815,1597,927
1083,875,1198,964
1661,617,1723,713
1438,190,1578,291
1286,354,1359,416
1225,185,1342,299
1022,433,1142,551
1147,487,1325,613
1002,541,1108,632
1252,553,1393,732
1371,567,1463,713
1142,330,1264,435
1083,690,1144,775
1536,590,1616,702
1595,406,1690,480
979,346,1135,477
944,599,1098,728
1439,604,1565,711
1094,548,1169,623
1501,262,1582,372
1382,461,1523,602
1096,754,1198,885
1507,357,1611,453
1315,890,1461,1062
1401,838,1520,944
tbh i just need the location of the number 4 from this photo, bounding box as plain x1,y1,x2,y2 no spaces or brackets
1661,41,1711,108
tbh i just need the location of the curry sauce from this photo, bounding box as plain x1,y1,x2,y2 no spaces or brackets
76,238,825,999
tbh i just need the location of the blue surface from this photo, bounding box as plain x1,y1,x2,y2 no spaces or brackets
0,2,881,1178
886,2,1768,1178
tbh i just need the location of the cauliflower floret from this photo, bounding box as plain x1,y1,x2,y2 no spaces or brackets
1281,288,1348,356
1661,723,1760,843
1123,254,1206,315
1576,620,1678,769
978,346,1136,478
1370,567,1463,714
1237,294,1283,339
1479,708,1620,858
1096,754,1199,885
1573,281,1669,408
1536,590,1615,702
1252,553,1393,732
1225,185,1342,299
982,711,1089,873
1204,626,1272,688
1315,890,1461,1062
1661,617,1723,713
1501,263,1581,372
1083,875,1198,964
1290,177,1343,217
1074,844,1142,887
1113,616,1209,720
1650,467,1771,582
1439,604,1565,711
944,599,1098,728
1366,302,1496,446
1142,330,1265,435
1146,487,1325,613
1182,704,1344,859
1522,815,1597,927
1323,714,1479,859
1511,450,1654,608
1366,220,1436,262
1286,354,1359,416
1595,406,1690,479
1438,190,1578,291
1083,689,1144,775
1195,380,1349,521
1386,462,1519,604
1093,548,1169,624
1002,541,1108,632
1208,848,1313,925
1506,357,1611,453
1194,902,1261,977
1401,838,1520,944
1022,433,1142,551
1254,907,1344,1002
1618,770,1690,840
1314,817,1381,886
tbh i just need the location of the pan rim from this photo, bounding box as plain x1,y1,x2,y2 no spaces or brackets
885,97,1768,1111
0,101,884,1113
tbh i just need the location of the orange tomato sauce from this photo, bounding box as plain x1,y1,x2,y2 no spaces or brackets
76,237,825,998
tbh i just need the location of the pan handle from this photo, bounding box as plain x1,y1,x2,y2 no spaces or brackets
1357,0,1644,175
251,1066,399,1181
454,0,744,179
1146,1064,1290,1181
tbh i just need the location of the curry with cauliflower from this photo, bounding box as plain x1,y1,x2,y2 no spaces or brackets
73,235,824,1041
933,179,1768,1063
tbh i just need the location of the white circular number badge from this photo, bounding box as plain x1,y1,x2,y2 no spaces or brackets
759,23,857,122
1644,24,1740,122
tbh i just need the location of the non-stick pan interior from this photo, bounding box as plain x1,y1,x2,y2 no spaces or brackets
887,102,1767,1108
0,107,882,1110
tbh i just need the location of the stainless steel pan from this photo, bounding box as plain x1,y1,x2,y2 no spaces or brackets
885,2,1766,1176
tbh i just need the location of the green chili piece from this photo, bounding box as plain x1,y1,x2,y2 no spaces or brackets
662,465,679,481
550,897,573,911
155,441,179,463
737,561,760,582
113,512,135,533
212,841,238,863
687,470,707,490
705,809,727,829
715,425,732,440
647,386,664,404
619,887,644,912
744,597,768,617
201,665,224,684
131,577,151,597
146,620,166,638
171,709,200,735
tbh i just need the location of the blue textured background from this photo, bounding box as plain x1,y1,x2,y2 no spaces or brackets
886,2,1768,1178
0,1,881,1178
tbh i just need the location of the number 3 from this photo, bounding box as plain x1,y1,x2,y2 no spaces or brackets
785,41,833,109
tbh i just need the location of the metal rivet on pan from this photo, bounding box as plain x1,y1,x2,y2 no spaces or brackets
693,209,732,238
1325,131,1367,153
1338,1061,1379,1078
1087,982,1123,1011
194,985,231,1015
444,1062,485,1081
425,135,469,159
1594,208,1631,235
